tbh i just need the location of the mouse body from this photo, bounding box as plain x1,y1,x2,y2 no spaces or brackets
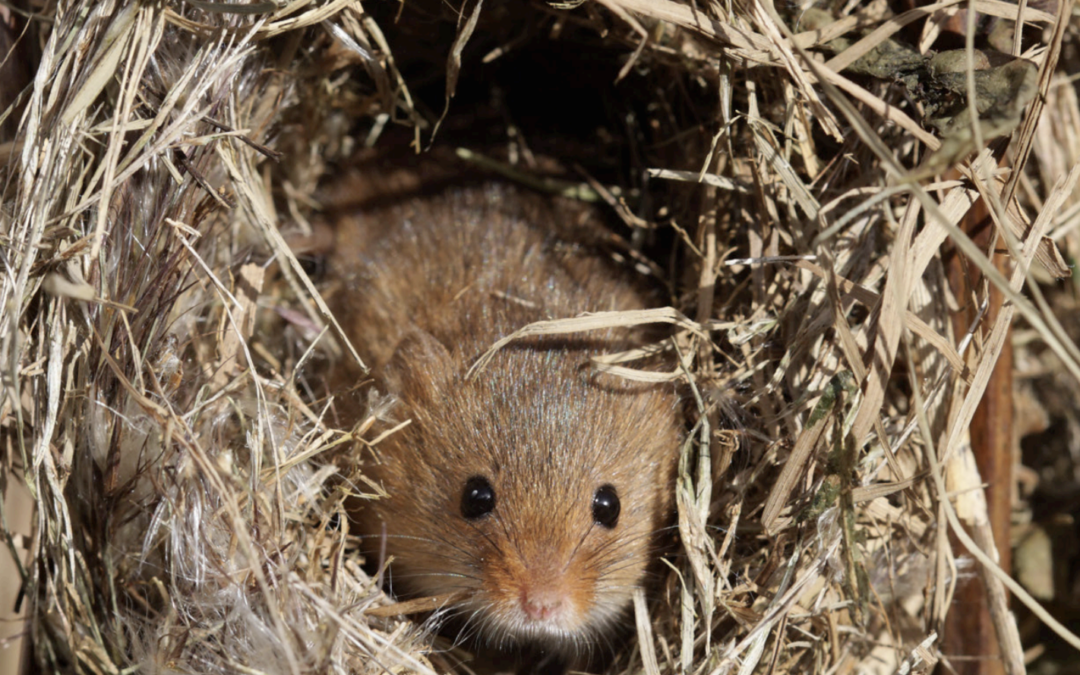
330,178,681,661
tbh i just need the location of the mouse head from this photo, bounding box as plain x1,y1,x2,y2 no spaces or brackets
364,329,680,655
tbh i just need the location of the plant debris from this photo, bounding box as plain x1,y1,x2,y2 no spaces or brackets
3,0,1080,673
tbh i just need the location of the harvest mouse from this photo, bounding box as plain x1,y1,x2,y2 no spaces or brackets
327,166,681,669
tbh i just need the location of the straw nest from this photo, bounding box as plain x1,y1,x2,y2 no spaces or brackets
3,0,1080,673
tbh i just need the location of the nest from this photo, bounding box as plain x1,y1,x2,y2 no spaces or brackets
2,0,1080,673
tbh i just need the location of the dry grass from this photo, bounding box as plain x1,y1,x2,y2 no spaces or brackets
2,0,1080,673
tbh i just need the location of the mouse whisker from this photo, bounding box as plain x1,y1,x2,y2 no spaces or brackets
594,552,661,579
490,508,525,564
450,607,488,648
365,532,475,558
562,519,595,574
372,532,486,571
463,517,506,558
581,529,653,562
589,522,679,558
384,572,480,583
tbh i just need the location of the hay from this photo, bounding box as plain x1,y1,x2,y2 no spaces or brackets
2,0,1080,673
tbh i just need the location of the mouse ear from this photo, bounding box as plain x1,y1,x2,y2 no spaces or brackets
381,329,455,401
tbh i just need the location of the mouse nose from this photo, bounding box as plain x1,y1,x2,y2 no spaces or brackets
521,585,567,622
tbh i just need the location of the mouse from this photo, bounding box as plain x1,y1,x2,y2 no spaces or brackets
325,165,681,667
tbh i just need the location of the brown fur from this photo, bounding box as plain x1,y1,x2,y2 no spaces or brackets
330,179,680,657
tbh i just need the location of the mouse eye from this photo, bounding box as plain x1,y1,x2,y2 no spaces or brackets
592,484,620,528
461,476,496,520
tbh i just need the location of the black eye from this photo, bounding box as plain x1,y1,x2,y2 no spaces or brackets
592,484,620,528
461,476,496,520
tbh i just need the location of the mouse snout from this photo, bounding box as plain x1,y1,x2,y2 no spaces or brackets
510,557,587,629
520,580,568,622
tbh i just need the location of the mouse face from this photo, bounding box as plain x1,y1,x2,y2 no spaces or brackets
361,329,680,655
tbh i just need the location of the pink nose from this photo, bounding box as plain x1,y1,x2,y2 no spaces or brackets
521,587,565,622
